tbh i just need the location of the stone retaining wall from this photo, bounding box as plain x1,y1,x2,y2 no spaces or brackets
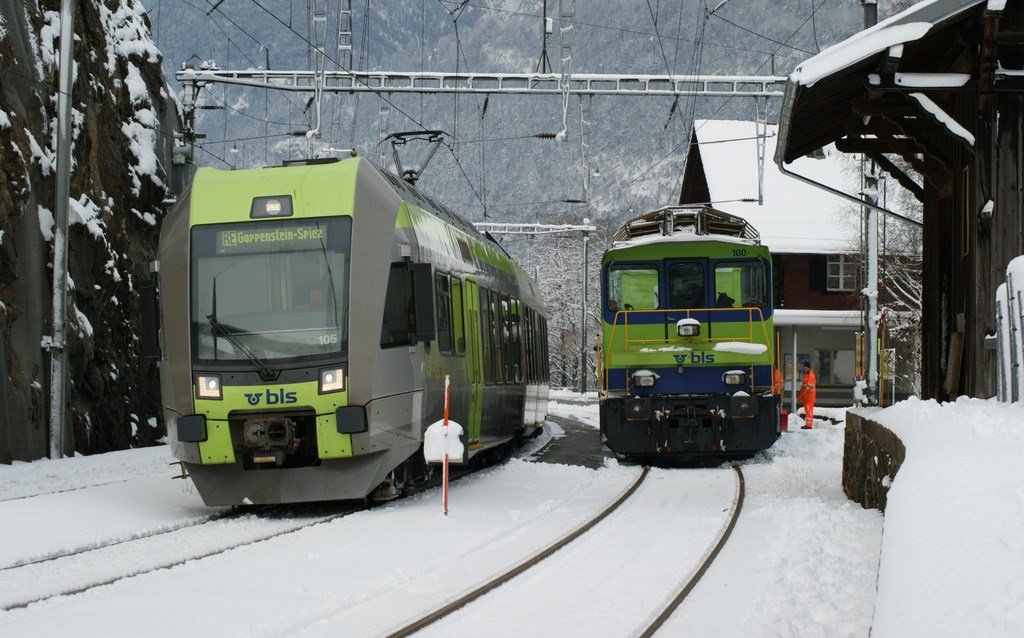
843,410,906,511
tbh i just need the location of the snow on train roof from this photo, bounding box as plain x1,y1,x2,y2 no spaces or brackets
689,119,859,255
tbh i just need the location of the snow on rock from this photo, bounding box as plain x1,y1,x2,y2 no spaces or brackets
910,92,976,145
0,110,10,129
870,397,1024,637
37,205,55,241
26,130,54,176
38,11,60,69
123,62,149,105
69,194,105,238
713,341,768,355
96,0,162,76
122,108,164,195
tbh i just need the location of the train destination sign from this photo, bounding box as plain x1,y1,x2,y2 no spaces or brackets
216,224,327,255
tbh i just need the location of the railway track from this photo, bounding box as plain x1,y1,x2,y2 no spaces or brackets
0,425,562,613
385,465,745,637
0,505,361,612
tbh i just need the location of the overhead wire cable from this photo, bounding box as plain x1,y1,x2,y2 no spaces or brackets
243,0,438,136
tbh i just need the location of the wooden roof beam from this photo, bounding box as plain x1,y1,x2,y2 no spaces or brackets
865,152,924,202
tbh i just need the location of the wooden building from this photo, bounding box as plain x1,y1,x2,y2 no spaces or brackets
775,0,1024,400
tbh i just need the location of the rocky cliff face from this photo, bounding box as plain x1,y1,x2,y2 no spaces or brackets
0,0,178,462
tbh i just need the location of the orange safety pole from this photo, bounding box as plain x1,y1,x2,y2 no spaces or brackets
442,374,450,516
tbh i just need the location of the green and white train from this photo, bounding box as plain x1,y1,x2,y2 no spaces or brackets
145,157,549,505
598,205,780,462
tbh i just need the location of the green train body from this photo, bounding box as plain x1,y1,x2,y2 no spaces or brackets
153,157,549,505
598,206,780,461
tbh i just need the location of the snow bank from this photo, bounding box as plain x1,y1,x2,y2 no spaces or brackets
870,397,1024,637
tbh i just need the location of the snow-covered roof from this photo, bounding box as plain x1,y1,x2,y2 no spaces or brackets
791,0,986,87
685,119,858,255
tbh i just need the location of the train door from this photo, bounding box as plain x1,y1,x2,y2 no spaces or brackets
463,277,484,442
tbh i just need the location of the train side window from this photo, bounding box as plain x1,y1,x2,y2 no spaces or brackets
499,295,512,383
435,273,453,353
489,290,501,380
668,262,706,309
511,298,522,383
451,277,465,354
715,261,766,308
607,264,660,311
381,263,414,348
524,307,534,384
480,287,493,382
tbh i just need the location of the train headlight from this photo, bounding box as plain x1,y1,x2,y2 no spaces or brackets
319,367,346,394
676,319,701,337
631,369,659,388
250,195,294,218
722,370,747,386
195,374,222,400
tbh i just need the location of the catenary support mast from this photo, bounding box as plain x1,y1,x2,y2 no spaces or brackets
47,0,76,459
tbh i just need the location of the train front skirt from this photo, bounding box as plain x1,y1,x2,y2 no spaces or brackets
600,392,780,462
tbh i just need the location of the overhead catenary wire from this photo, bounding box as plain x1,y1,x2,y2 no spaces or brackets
242,0,437,137
463,1,804,61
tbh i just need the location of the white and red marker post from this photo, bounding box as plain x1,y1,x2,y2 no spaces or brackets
422,374,465,516
442,374,450,516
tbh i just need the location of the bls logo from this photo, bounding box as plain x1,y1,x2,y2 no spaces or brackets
243,389,298,406
673,352,716,364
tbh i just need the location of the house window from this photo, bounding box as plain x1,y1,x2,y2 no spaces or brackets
826,255,858,292
817,350,855,385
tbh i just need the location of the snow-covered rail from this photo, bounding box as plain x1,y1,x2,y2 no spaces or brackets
385,466,652,637
0,506,360,612
385,464,745,638
639,465,746,636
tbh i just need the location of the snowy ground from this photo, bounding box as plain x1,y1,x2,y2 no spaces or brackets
866,397,1024,637
0,397,882,637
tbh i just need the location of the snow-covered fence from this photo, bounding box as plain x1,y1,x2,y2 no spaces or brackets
995,256,1024,402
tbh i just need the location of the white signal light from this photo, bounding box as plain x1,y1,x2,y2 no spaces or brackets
265,199,282,215
722,370,747,386
320,367,345,393
196,374,222,399
677,318,701,337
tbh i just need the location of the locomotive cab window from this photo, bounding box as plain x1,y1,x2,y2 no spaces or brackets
668,262,705,309
190,217,351,364
606,264,659,312
714,261,766,308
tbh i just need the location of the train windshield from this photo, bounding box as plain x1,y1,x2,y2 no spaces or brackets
190,217,352,364
714,260,766,308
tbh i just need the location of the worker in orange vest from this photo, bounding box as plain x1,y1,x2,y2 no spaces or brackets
798,361,816,430
771,366,783,394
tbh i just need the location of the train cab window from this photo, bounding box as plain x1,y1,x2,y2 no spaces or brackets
381,263,414,348
451,277,465,354
668,262,705,309
191,217,351,364
607,264,659,312
435,273,453,353
715,261,766,308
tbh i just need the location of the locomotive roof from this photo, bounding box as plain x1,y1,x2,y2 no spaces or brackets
611,205,762,247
